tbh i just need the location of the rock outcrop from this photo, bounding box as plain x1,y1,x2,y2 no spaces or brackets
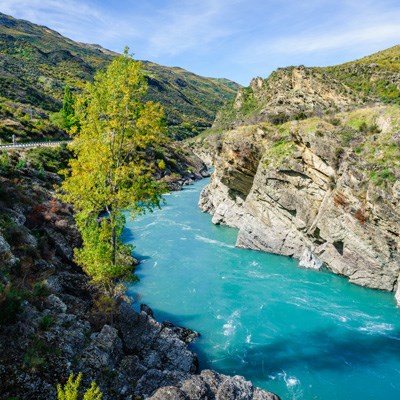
213,44,400,131
195,105,400,303
148,370,280,400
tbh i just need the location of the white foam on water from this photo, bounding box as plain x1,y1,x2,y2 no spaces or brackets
287,377,300,387
250,261,259,267
182,225,200,231
358,322,394,335
222,310,241,337
247,270,270,279
245,334,252,344
293,297,309,304
223,322,235,336
321,311,349,323
195,235,235,249
350,310,380,319
275,371,303,400
142,221,158,229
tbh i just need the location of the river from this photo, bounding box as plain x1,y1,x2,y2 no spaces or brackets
125,177,400,400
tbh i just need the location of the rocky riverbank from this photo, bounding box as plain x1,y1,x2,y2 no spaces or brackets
0,148,279,399
192,105,400,304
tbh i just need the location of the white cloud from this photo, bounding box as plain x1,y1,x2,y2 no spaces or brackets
140,0,239,57
266,23,400,55
236,2,400,67
0,0,102,33
0,0,240,56
1,0,400,84
0,0,140,49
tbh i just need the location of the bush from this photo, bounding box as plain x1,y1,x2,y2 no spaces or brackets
15,159,27,170
158,159,166,170
23,338,49,370
0,150,10,173
329,117,341,126
38,315,54,331
339,129,354,146
57,373,103,400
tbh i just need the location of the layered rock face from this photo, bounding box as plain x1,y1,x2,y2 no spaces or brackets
196,106,400,302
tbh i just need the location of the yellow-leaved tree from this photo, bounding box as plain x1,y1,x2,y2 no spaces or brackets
60,48,166,294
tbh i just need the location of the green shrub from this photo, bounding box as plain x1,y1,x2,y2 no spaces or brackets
23,338,49,370
0,150,10,173
15,159,27,170
329,117,341,126
57,373,103,400
32,282,50,299
158,159,166,170
358,121,368,132
339,129,354,146
38,315,54,331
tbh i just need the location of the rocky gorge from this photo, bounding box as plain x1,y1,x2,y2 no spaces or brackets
0,147,279,399
189,46,400,305
191,89,400,303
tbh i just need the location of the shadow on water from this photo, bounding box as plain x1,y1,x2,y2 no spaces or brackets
128,304,202,330
194,327,400,380
132,252,151,263
147,308,202,327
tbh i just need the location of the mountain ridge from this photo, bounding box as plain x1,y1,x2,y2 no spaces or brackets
0,12,240,142
213,44,400,130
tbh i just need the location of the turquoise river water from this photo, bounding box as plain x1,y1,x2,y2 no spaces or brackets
125,178,400,400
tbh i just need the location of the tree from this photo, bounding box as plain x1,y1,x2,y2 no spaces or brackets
51,85,79,131
61,85,79,130
60,48,166,294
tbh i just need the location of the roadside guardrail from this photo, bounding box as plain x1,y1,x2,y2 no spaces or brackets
0,141,71,150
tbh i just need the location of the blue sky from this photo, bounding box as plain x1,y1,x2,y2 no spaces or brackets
1,0,400,85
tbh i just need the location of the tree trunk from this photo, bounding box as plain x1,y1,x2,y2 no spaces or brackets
111,224,117,266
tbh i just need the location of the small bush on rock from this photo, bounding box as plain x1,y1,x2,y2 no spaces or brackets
57,373,103,400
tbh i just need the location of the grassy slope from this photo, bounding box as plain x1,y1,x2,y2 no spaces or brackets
214,45,400,129
0,12,240,143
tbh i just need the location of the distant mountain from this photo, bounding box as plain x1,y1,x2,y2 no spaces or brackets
0,12,240,142
214,45,400,129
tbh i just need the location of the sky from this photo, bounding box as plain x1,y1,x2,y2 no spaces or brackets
1,0,400,85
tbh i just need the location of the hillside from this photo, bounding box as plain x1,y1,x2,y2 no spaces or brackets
0,12,240,142
214,45,400,129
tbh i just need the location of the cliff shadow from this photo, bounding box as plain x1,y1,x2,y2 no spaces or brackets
194,326,400,380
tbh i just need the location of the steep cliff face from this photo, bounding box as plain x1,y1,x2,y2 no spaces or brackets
194,105,400,302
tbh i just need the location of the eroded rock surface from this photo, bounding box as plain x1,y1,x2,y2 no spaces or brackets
194,106,400,302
